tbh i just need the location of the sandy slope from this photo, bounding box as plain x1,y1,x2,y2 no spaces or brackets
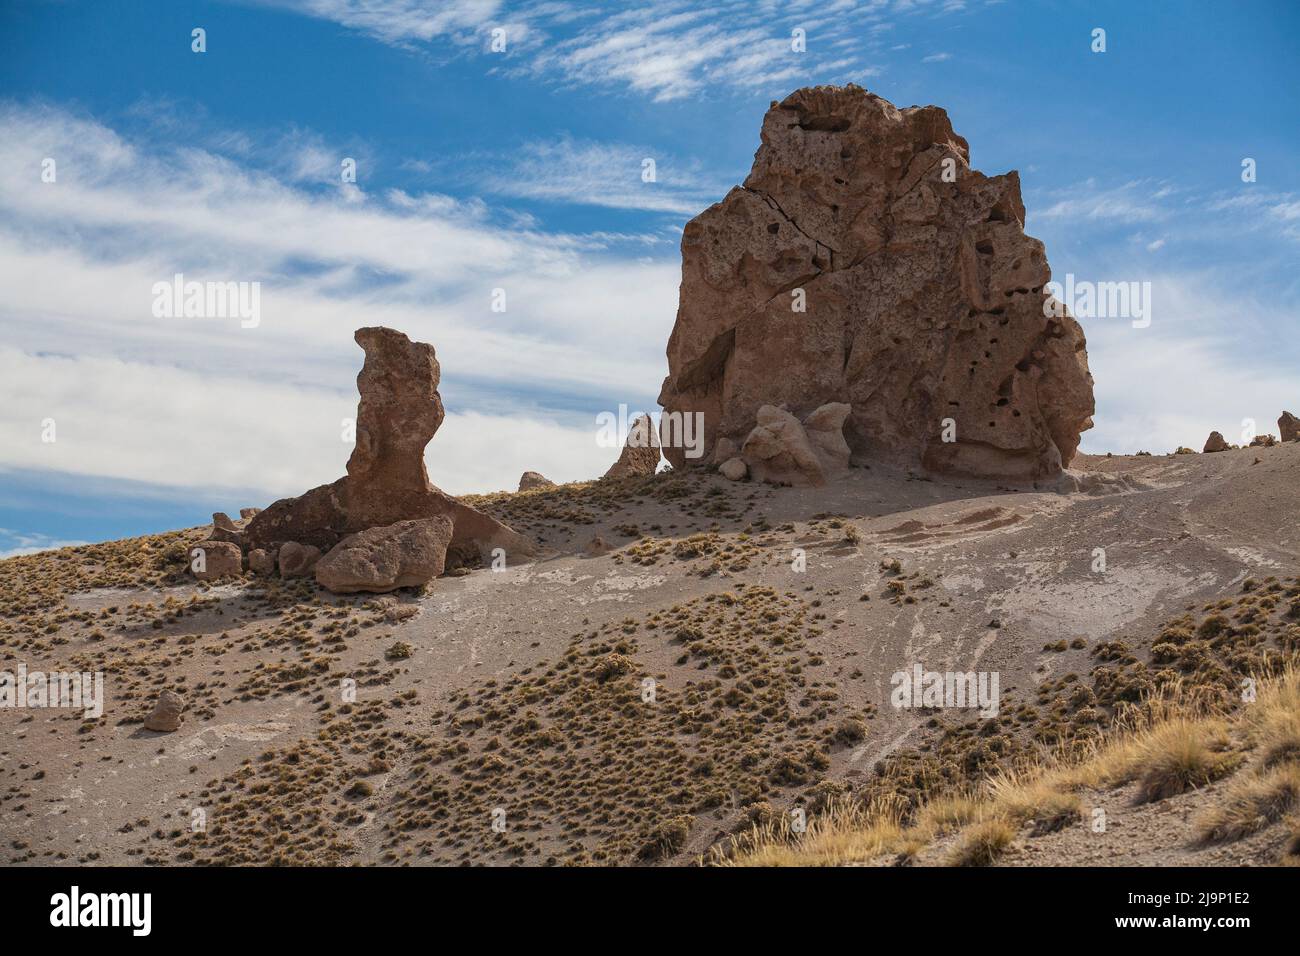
1,442,1296,865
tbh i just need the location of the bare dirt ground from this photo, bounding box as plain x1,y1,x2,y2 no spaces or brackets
1,441,1297,865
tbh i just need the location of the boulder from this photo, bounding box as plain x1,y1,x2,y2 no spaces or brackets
657,85,1094,481
1280,411,1300,442
740,404,851,486
189,540,242,581
719,457,748,481
1203,431,1229,453
278,542,322,578
1251,434,1277,447
239,507,261,519
144,690,185,732
315,517,453,594
518,471,555,491
603,414,661,478
248,548,276,576
245,327,534,561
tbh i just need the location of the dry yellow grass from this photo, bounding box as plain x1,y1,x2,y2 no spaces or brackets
723,664,1300,867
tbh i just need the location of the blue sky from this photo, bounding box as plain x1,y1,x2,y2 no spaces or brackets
1,0,1297,556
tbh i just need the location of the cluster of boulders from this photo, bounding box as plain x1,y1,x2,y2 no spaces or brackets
713,402,852,486
656,84,1095,483
190,327,533,594
1201,412,1298,453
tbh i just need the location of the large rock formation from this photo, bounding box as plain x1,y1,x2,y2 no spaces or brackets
1203,431,1229,453
657,85,1095,481
246,327,533,560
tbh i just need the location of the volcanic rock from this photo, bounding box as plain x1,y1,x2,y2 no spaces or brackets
278,542,321,578
1277,411,1298,442
657,85,1094,481
1203,431,1229,453
315,516,453,594
518,471,555,491
189,540,241,581
1251,434,1277,447
603,414,661,478
144,690,185,732
245,327,533,560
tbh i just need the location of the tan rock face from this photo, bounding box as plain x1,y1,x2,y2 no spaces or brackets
189,540,241,581
315,517,452,594
248,548,276,576
245,327,533,560
1204,431,1229,453
518,471,555,491
1279,411,1299,442
603,414,661,478
657,85,1094,481
144,690,185,732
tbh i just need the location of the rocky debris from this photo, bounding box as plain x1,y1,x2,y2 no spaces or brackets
278,542,322,578
1203,431,1229,453
603,414,661,478
239,507,261,519
518,471,555,491
741,404,850,486
315,517,453,594
656,85,1094,482
143,690,185,732
245,327,533,561
189,540,242,581
719,457,748,481
1280,411,1300,442
1174,447,1196,455
1251,434,1277,447
248,548,276,576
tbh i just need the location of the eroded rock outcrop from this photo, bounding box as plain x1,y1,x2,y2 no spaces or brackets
1279,411,1299,443
657,85,1094,481
741,403,851,486
518,471,555,491
1204,431,1229,453
603,414,661,478
245,327,533,560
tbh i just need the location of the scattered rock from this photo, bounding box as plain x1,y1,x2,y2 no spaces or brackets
143,690,185,732
278,542,322,578
189,540,242,581
603,414,661,478
245,327,534,560
518,471,555,491
239,507,261,519
1203,431,1229,453
1250,434,1277,447
1280,411,1299,442
247,548,276,576
1173,447,1196,455
315,517,453,594
657,84,1094,481
719,457,748,481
